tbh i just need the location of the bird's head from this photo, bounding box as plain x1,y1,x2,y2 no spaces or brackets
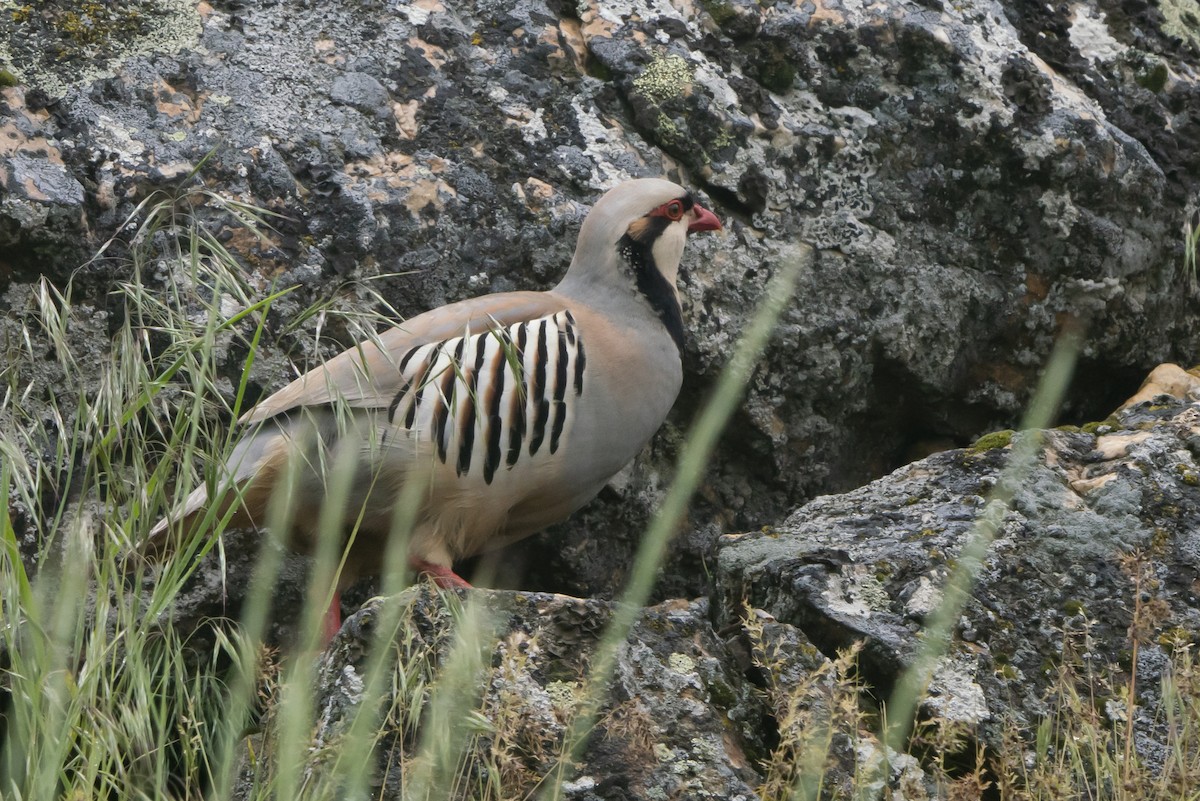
561,178,722,296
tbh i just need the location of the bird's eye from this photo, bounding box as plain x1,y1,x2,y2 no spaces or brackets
662,200,684,221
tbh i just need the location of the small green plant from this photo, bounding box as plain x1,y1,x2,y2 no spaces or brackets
1184,210,1200,295
0,175,288,797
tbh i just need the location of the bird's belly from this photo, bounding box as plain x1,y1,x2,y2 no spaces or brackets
410,386,659,561
417,426,592,560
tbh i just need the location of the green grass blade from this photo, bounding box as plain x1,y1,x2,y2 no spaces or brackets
863,321,1085,800
541,244,809,798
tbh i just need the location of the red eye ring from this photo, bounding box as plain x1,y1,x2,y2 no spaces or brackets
657,200,685,221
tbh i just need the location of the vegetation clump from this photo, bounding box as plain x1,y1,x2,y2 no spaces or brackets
970,429,1015,452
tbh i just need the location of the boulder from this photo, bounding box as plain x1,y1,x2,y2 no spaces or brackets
300,586,767,800
718,372,1200,777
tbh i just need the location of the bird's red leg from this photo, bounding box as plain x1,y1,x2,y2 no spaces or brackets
409,557,473,589
322,592,342,644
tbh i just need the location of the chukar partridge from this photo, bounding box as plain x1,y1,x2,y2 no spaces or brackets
145,178,721,635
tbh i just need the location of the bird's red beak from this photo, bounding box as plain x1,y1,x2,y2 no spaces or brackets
688,204,722,233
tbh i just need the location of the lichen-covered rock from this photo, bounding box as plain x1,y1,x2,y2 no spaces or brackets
296,585,766,800
2,0,1198,599
288,584,955,799
716,380,1200,771
0,88,89,277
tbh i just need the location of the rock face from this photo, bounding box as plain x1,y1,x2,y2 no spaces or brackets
303,587,765,801
3,0,1199,596
2,0,1200,794
718,379,1200,777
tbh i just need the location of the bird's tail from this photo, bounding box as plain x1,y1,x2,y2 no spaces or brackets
134,422,288,563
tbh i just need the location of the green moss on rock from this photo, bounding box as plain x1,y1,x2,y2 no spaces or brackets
970,429,1014,452
757,56,796,93
699,0,739,28
1136,61,1170,93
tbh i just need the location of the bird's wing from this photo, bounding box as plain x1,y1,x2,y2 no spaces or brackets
241,291,562,423
141,290,570,553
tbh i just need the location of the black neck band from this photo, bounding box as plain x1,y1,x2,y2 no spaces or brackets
617,221,685,353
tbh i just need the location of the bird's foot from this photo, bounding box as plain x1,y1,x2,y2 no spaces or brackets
409,557,473,589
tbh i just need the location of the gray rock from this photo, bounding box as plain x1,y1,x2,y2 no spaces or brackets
717,394,1200,771
329,72,393,120
3,0,1199,594
295,586,766,800
3,151,84,206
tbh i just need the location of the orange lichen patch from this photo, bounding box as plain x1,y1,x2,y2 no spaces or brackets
347,152,416,189
344,153,456,221
809,0,847,26
544,18,586,74
0,121,57,160
1023,272,1050,302
394,100,421,139
523,177,555,204
415,0,445,13
1,89,59,160
1069,474,1118,495
154,79,202,123
18,172,51,202
404,178,457,219
314,38,344,66
1,86,29,108
578,2,617,39
1093,431,1152,461
410,36,448,69
515,178,580,218
152,160,195,181
1121,363,1200,409
197,2,215,20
